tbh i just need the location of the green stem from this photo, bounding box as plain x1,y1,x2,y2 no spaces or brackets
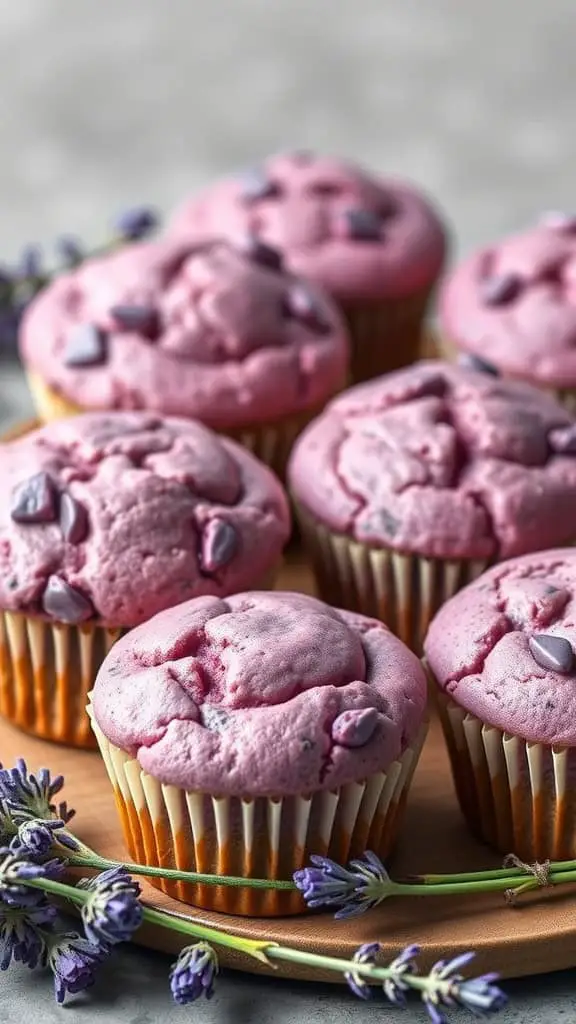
67,852,296,892
394,868,576,899
417,859,576,886
141,904,271,961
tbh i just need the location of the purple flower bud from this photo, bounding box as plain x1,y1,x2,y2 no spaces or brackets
113,207,159,241
169,942,218,1004
56,236,84,268
345,942,380,1000
80,866,142,947
293,850,390,918
19,245,42,280
48,933,107,1004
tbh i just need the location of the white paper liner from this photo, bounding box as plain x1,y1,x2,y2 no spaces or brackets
295,504,490,652
89,709,427,917
435,689,576,860
343,287,434,385
0,611,121,747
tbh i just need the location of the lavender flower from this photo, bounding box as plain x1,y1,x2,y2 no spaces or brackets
113,206,158,241
421,953,507,1021
383,943,420,1006
0,847,63,908
12,818,77,858
48,933,107,1004
80,867,142,947
0,759,75,825
344,942,380,999
0,899,56,970
293,850,392,919
169,942,218,1004
18,245,43,281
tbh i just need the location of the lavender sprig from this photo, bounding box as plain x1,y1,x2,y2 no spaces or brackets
293,851,393,918
47,933,108,1004
79,866,142,947
0,759,75,825
170,942,218,1004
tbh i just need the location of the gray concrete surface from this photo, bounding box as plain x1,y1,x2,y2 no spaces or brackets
1,0,576,1019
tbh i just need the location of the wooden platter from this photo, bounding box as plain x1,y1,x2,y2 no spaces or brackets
1,549,576,983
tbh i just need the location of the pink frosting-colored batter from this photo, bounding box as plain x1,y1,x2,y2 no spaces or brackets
91,591,427,796
425,548,576,746
19,238,348,427
288,361,576,560
167,152,447,303
439,218,576,387
0,413,290,628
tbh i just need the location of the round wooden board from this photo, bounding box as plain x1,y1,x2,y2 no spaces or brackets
1,550,576,983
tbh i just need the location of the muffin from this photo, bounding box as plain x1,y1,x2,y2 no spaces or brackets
0,412,290,747
439,214,576,411
167,151,448,384
89,590,428,916
19,237,349,479
425,548,576,860
288,360,576,651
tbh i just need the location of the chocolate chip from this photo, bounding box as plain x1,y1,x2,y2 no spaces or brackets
41,576,94,624
238,234,284,272
528,633,575,674
331,707,379,748
457,353,500,376
344,209,383,242
284,285,331,334
109,304,159,336
63,323,107,367
380,509,400,538
200,519,239,574
10,473,57,524
59,493,89,544
549,425,576,455
238,167,279,202
479,273,521,307
200,705,230,732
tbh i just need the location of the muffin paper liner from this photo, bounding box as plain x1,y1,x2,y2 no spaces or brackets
435,687,576,860
295,503,490,652
25,369,324,482
0,612,122,747
89,708,428,917
342,286,434,385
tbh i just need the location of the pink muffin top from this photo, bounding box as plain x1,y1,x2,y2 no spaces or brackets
19,237,348,428
167,151,447,303
288,360,576,561
0,413,290,629
439,216,576,388
91,590,427,796
425,548,576,746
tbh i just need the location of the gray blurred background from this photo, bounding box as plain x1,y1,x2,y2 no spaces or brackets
3,2,576,1019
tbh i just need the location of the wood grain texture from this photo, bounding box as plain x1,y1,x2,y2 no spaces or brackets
1,552,575,983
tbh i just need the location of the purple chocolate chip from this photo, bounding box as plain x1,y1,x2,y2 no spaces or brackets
528,633,575,674
41,576,94,624
284,285,331,334
63,323,107,367
59,493,89,544
549,425,576,455
238,234,284,272
200,705,231,732
200,519,239,574
10,473,57,524
238,167,280,202
109,304,159,336
479,273,521,307
344,209,383,242
331,707,379,748
457,353,500,376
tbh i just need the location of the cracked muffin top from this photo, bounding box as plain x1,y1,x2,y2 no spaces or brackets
439,217,576,388
0,412,290,629
91,590,427,795
166,151,448,303
425,548,576,745
19,237,348,428
287,360,576,561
